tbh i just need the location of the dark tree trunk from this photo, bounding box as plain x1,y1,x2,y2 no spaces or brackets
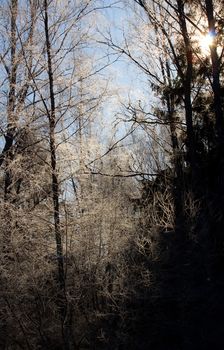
176,0,196,174
164,59,185,232
2,0,18,200
44,0,65,292
44,2,74,349
168,96,185,232
205,0,224,143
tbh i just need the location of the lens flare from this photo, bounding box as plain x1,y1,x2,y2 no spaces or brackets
199,32,214,54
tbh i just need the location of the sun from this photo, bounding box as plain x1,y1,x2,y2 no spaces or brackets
199,32,214,55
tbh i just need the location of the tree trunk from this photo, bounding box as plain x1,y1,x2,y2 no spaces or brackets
166,61,185,233
176,0,196,173
3,0,18,200
205,0,224,143
44,2,74,349
44,0,65,292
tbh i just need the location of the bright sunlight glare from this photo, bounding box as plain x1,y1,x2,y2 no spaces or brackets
199,32,214,54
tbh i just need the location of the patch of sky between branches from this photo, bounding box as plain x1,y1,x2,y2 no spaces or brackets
95,2,153,142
